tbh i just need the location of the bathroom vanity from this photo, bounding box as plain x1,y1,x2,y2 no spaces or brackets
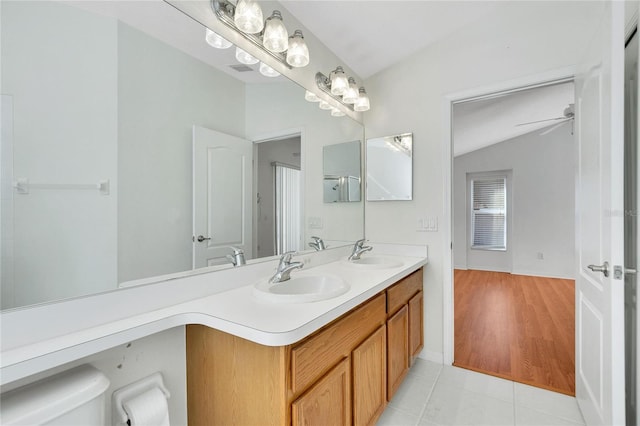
186,268,424,426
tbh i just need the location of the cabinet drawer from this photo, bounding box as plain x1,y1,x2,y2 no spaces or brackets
291,293,386,394
387,269,423,316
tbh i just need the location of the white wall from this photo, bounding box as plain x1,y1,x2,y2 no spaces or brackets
454,124,575,279
1,1,118,308
364,1,603,360
117,22,246,283
245,82,364,246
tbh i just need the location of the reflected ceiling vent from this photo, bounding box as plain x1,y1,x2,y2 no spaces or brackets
229,64,254,72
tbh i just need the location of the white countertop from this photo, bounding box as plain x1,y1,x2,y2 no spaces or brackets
0,244,427,386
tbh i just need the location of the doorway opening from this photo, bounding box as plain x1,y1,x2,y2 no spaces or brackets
450,78,577,395
254,135,302,258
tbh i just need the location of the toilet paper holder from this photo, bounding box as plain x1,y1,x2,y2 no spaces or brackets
112,372,170,426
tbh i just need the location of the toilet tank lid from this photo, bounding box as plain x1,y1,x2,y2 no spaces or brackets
0,364,110,425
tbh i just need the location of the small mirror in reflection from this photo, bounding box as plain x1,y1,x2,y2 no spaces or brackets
322,140,362,203
366,133,413,201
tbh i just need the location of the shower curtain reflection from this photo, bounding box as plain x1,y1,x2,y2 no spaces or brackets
274,163,301,255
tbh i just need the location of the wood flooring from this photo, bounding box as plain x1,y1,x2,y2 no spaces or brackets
453,269,575,395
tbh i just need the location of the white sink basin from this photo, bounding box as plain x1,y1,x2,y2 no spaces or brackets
253,275,350,303
344,256,404,269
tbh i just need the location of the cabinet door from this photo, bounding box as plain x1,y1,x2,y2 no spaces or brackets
408,291,424,366
292,358,351,426
353,325,387,426
387,305,409,400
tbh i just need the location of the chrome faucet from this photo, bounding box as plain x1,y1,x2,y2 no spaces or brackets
269,251,303,283
348,239,372,261
226,247,246,267
308,236,326,251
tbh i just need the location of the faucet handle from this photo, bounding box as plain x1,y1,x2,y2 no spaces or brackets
311,236,322,242
355,238,367,247
280,251,296,263
230,246,244,255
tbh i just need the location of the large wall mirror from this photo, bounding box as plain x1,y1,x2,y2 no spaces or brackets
0,0,364,310
366,133,413,201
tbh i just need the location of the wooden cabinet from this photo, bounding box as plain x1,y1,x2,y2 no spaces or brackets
386,269,424,401
387,305,409,399
186,267,424,426
408,291,424,365
352,325,387,426
292,358,351,426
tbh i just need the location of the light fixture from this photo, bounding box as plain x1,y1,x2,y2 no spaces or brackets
263,10,288,53
235,46,259,65
330,107,345,117
319,100,332,110
233,0,263,34
329,66,349,96
212,0,310,70
342,77,359,104
304,90,320,102
286,30,310,67
315,70,371,113
354,87,370,112
205,28,232,49
259,62,280,77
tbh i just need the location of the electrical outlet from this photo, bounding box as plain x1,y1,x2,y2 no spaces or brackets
537,252,544,260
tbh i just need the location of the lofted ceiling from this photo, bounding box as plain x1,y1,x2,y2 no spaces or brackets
452,81,575,157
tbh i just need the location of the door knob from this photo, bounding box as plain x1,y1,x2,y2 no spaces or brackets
196,235,211,242
587,261,609,277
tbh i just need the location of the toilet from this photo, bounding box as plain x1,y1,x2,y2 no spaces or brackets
0,365,110,425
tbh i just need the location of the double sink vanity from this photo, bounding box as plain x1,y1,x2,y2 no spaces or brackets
188,253,425,426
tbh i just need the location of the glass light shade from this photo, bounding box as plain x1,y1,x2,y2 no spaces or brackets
342,77,359,104
205,28,232,49
259,62,280,77
330,107,345,117
354,87,370,112
304,90,320,102
234,0,264,34
235,47,259,65
319,100,332,110
204,28,233,49
263,11,288,53
330,66,349,96
286,30,309,67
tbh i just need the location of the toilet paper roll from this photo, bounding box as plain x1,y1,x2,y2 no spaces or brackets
122,387,170,426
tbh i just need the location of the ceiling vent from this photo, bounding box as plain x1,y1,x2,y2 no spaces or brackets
229,64,254,72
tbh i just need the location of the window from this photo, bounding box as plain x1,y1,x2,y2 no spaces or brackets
471,176,507,250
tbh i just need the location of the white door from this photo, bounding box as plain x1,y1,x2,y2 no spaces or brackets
574,2,625,424
193,126,252,268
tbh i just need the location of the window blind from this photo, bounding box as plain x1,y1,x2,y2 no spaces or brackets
471,177,506,250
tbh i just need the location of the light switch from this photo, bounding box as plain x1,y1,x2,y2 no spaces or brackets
308,216,323,229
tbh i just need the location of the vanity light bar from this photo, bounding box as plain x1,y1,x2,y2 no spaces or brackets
315,70,371,113
211,0,310,70
212,0,291,69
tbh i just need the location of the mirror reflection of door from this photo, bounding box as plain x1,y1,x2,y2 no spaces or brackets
255,136,302,257
192,126,253,268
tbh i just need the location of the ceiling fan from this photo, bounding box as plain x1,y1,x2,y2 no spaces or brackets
516,103,575,135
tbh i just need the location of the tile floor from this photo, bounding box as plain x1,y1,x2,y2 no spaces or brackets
377,359,585,426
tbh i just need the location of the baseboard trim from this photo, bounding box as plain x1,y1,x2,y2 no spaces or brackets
511,269,575,280
417,350,444,364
